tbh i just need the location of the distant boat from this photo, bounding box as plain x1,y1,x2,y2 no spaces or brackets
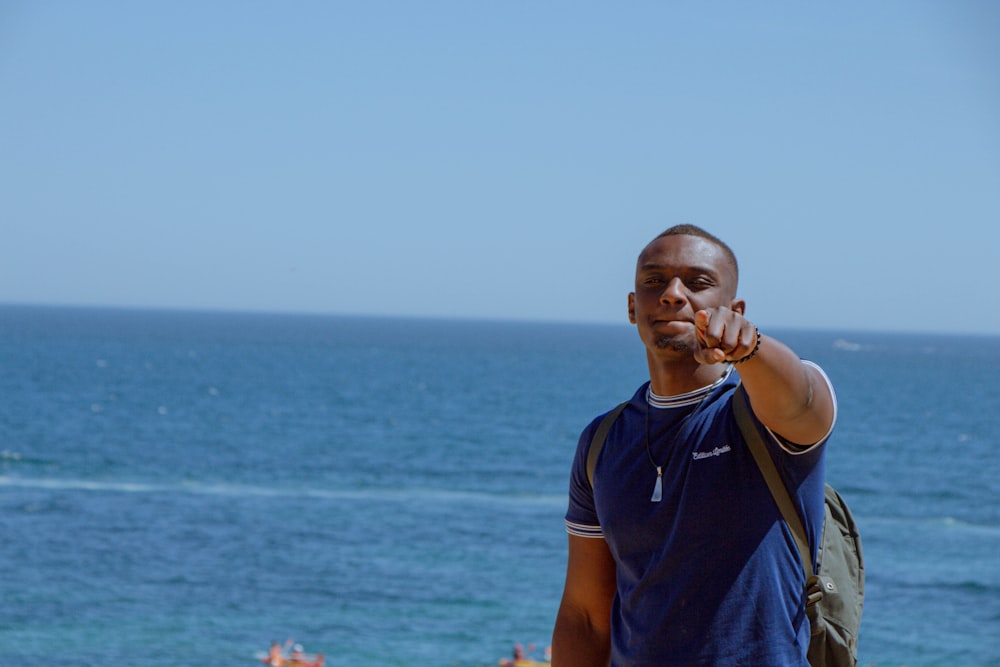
498,643,551,667
255,649,325,667
832,338,863,352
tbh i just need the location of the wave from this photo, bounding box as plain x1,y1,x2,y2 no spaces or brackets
0,474,566,508
856,516,1000,539
0,449,54,466
880,577,1000,597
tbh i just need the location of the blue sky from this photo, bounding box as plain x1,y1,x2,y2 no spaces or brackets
2,1,998,335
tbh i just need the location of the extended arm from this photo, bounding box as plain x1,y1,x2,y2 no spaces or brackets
694,308,835,446
551,534,617,667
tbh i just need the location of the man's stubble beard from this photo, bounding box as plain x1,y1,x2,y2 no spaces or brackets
655,334,694,352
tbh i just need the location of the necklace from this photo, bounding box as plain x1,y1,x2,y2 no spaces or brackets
645,394,706,502
644,369,730,502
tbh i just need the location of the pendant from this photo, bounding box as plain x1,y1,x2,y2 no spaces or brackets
651,466,663,502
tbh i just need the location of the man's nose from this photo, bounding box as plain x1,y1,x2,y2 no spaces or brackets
659,277,687,305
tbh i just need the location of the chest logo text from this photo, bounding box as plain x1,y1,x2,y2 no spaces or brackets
692,444,732,460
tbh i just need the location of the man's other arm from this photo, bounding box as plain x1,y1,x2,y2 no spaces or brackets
552,534,616,667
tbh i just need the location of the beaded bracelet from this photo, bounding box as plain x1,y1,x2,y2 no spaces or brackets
730,327,761,364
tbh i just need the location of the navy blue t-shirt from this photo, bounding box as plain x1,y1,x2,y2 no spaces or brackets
565,365,833,666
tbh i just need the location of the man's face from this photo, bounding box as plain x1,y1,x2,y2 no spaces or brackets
628,234,739,353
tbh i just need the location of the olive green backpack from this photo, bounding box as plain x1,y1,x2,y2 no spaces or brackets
585,386,865,667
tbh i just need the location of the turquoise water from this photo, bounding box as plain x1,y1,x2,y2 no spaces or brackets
1,306,998,666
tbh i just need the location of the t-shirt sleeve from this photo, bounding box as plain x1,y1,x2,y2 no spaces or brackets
564,417,604,539
768,360,838,455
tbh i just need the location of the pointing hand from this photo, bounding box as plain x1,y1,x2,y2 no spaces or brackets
693,308,758,365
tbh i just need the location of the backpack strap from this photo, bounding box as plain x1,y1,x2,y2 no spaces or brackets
732,384,816,582
585,401,629,488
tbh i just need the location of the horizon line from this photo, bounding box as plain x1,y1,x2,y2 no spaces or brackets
1,299,998,339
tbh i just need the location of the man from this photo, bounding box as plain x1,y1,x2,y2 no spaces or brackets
552,225,836,666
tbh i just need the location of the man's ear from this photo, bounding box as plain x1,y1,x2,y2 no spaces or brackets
628,293,637,324
730,298,746,315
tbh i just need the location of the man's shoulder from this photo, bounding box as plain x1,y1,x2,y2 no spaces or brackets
584,383,648,434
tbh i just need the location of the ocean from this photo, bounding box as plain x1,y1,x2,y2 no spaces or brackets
1,305,998,667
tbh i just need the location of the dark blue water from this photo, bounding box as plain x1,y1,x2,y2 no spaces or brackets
1,306,998,666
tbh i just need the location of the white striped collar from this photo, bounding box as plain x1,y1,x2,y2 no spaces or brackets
646,366,733,409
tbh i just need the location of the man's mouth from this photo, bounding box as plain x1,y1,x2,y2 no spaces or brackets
650,317,693,327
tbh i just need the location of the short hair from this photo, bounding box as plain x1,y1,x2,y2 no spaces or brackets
652,224,739,285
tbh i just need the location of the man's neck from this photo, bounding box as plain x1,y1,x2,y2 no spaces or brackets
647,355,728,396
